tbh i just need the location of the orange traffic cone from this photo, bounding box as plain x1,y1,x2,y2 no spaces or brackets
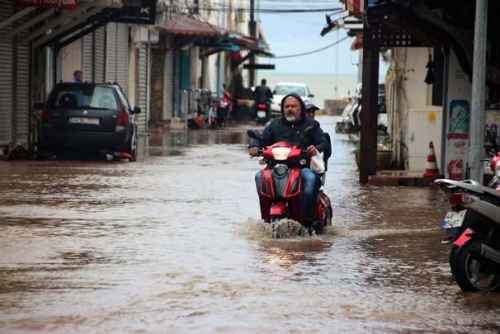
424,141,440,178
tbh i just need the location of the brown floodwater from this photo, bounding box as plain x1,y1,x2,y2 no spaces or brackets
0,116,499,333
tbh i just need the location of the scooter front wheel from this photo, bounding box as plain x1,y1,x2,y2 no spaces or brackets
451,239,500,292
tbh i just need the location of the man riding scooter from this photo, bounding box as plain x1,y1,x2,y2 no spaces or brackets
248,93,328,231
253,79,273,124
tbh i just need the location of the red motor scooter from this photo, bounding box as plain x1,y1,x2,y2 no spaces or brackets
255,101,270,125
248,130,332,234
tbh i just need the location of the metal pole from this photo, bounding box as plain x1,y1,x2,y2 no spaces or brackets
468,0,488,182
440,48,450,175
249,0,256,87
359,2,379,184
359,46,379,184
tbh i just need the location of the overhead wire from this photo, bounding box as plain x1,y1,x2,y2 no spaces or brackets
272,35,349,59
197,0,343,13
179,6,344,13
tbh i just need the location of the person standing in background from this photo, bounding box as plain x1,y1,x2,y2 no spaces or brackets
73,70,82,83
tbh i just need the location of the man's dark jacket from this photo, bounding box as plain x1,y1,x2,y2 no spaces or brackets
256,93,328,153
253,85,273,104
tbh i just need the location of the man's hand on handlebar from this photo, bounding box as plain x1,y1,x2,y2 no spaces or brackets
306,145,318,157
248,147,260,157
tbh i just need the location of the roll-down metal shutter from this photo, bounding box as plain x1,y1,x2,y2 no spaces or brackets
94,27,106,83
116,24,129,93
136,46,148,135
164,37,174,120
0,0,14,145
15,29,30,145
106,23,129,91
105,23,117,83
82,28,106,83
82,34,93,82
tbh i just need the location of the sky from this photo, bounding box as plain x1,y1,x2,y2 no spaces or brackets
257,3,361,75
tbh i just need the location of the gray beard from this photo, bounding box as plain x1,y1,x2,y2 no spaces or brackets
285,115,296,122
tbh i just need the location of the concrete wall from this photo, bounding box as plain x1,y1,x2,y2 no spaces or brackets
446,51,472,104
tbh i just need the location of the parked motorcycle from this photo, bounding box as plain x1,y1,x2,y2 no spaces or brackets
436,178,500,292
247,130,332,234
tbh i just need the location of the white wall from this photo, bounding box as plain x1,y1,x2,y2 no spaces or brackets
402,48,432,108
388,47,444,172
403,48,443,171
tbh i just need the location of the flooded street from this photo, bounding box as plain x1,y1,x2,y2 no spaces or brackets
1,116,499,333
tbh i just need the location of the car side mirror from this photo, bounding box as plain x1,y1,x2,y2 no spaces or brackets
34,102,44,110
132,106,141,114
308,94,315,98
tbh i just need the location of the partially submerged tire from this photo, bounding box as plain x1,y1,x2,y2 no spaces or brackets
451,240,500,292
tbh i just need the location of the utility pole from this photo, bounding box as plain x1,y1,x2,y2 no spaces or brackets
359,0,379,184
249,0,256,87
467,0,488,182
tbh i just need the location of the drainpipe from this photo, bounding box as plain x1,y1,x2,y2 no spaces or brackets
467,0,488,182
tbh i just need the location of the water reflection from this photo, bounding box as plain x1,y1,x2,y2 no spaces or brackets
0,117,499,333
149,128,249,157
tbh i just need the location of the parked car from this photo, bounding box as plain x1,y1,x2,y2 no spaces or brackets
37,82,141,160
270,82,314,115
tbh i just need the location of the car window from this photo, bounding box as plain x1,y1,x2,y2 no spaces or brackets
49,86,118,110
274,85,306,97
115,86,131,111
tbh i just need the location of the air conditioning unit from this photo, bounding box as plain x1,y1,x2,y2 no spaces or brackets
131,26,159,44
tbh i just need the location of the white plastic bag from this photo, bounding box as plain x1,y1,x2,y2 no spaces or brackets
310,152,325,174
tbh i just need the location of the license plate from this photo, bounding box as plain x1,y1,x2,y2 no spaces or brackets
69,117,100,125
257,111,266,118
441,210,466,229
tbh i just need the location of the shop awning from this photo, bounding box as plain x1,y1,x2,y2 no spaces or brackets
198,33,273,58
157,15,224,38
2,0,156,49
157,15,273,57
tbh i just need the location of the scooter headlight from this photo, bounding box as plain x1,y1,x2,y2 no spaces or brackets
272,147,291,161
